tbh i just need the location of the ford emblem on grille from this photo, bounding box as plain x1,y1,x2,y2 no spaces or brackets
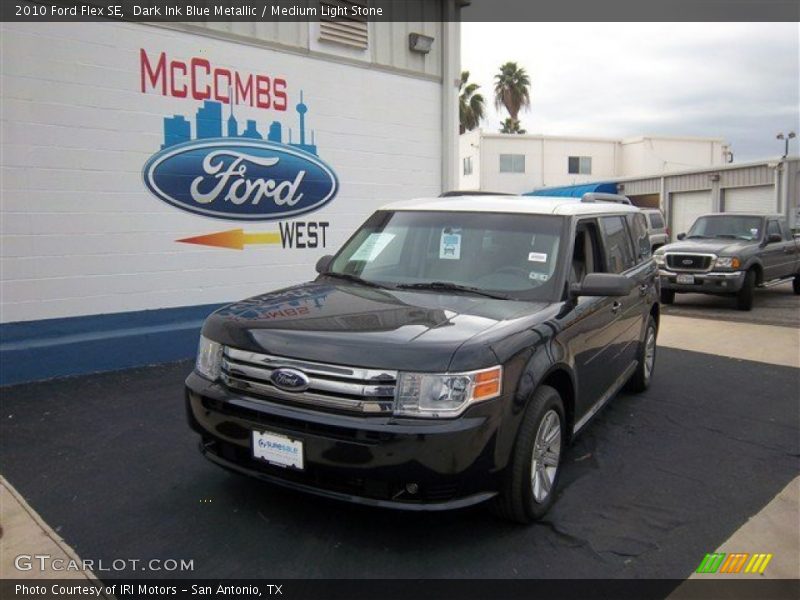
682,259,694,265
270,368,310,392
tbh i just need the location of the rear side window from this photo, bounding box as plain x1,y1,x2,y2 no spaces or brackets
600,216,636,273
648,212,665,229
627,213,651,261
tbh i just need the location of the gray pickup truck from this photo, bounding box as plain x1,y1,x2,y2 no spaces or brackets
654,213,800,310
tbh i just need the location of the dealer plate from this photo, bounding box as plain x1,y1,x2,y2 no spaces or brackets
252,430,304,470
676,274,695,284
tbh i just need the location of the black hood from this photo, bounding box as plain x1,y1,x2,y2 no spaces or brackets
659,238,755,256
202,280,553,371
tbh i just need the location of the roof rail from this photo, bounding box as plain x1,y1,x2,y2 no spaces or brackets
581,192,631,205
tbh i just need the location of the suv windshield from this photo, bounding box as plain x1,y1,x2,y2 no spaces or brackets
687,215,763,241
328,210,567,301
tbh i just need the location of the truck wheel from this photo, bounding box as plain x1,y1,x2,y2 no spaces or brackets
793,274,800,295
625,315,657,393
660,289,675,305
491,386,565,524
736,270,755,311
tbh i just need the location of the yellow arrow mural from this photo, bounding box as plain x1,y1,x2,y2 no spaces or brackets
177,229,281,250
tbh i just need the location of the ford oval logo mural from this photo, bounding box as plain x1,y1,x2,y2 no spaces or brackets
143,140,338,221
142,93,338,221
270,368,310,392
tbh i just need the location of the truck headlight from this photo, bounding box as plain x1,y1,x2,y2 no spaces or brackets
394,366,502,417
195,335,223,381
654,254,666,267
715,256,741,269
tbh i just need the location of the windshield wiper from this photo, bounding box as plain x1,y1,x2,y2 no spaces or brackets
395,281,510,300
321,271,383,288
686,234,707,239
714,234,739,239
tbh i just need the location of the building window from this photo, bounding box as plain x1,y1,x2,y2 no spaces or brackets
568,156,592,175
319,1,369,49
499,154,525,173
463,156,473,176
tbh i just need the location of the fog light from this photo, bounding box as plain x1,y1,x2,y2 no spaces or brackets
405,483,419,495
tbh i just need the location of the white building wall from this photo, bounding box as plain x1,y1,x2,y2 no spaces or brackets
461,131,731,194
458,129,481,190
0,21,446,323
620,137,729,175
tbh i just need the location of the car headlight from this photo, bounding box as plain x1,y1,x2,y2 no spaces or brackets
195,335,223,380
394,366,502,418
715,256,741,269
654,254,666,267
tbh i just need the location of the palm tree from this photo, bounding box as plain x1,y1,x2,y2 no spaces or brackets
494,62,531,132
500,118,526,134
459,71,485,134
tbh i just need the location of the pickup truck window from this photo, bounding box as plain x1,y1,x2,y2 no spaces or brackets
329,210,567,300
687,215,763,241
767,220,782,239
599,216,636,273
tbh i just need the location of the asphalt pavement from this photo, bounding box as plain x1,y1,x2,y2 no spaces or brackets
1,346,798,580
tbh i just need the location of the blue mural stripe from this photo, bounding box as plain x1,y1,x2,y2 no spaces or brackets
0,303,224,386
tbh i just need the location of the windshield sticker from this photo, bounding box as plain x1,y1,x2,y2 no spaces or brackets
750,228,759,237
528,252,548,263
351,233,395,261
440,228,462,260
529,272,549,282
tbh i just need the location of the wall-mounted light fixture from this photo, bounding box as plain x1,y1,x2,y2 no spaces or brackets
409,33,434,54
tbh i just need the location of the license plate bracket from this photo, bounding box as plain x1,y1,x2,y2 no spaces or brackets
252,430,304,470
676,274,695,285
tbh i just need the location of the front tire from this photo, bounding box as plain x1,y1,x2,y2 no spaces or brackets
736,270,755,311
491,385,565,524
626,315,657,393
660,289,675,304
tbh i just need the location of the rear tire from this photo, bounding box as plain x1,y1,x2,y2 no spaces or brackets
793,274,800,295
626,315,657,393
736,270,755,311
491,385,565,524
660,289,675,305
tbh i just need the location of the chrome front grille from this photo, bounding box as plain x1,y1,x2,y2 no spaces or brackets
665,253,716,272
221,348,397,414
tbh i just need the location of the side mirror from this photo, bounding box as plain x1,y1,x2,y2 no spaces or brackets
766,233,782,244
676,233,686,241
315,255,334,274
570,273,634,298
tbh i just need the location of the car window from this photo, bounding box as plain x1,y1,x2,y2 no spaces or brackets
778,219,791,239
599,216,636,274
627,213,651,262
767,220,782,239
330,210,567,300
648,212,665,230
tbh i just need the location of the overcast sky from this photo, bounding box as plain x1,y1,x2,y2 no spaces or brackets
461,23,800,162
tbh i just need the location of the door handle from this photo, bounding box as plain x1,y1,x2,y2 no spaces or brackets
638,283,649,296
611,301,622,314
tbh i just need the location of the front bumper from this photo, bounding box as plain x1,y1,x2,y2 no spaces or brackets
659,269,745,293
185,372,505,510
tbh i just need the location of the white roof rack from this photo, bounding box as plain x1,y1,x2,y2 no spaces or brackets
581,192,631,205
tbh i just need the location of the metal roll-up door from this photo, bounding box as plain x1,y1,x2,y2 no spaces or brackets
671,190,713,240
723,186,775,214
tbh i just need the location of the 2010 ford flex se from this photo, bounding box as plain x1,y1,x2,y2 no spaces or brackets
186,194,660,522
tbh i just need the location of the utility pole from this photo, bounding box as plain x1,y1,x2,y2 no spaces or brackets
776,131,796,158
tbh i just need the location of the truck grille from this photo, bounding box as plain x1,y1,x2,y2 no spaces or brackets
221,348,397,415
665,253,715,272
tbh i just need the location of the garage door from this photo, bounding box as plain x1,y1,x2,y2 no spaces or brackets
724,186,775,214
671,190,713,240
